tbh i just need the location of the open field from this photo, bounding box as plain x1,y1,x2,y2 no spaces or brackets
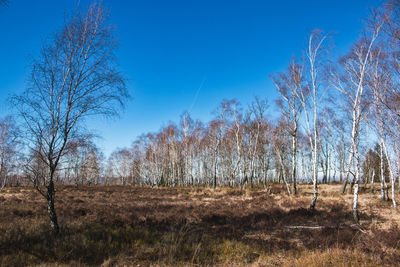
0,184,400,266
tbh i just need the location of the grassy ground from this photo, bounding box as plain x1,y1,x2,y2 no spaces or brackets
0,184,399,266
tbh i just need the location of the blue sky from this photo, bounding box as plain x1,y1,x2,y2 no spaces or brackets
0,0,381,155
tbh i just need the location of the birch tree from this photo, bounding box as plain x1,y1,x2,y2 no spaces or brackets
0,116,20,189
332,18,382,222
108,148,132,185
272,119,292,195
272,59,303,194
11,3,128,233
296,31,328,211
247,97,268,188
366,43,398,207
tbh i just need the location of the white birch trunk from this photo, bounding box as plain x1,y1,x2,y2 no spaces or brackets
382,140,397,209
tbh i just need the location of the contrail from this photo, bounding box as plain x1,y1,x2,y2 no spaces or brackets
188,76,206,113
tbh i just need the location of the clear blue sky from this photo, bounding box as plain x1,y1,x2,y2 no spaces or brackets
0,0,381,156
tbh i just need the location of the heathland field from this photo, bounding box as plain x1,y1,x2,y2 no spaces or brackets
0,184,399,266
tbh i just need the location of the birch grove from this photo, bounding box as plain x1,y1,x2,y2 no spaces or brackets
3,0,400,230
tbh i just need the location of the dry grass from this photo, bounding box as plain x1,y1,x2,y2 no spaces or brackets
0,184,399,266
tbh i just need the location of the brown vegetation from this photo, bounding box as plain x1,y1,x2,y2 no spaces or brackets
0,184,399,266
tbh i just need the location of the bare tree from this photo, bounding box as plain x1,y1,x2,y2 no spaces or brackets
295,31,329,211
79,141,103,185
246,97,268,188
0,116,20,189
179,111,194,185
332,16,382,222
11,3,128,233
272,119,292,195
272,59,303,194
375,1,400,118
209,100,231,188
108,148,132,185
365,42,399,208
62,134,102,185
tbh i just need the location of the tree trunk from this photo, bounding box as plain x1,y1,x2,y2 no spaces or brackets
370,170,375,194
340,147,353,194
397,142,400,194
390,168,397,208
393,140,400,195
341,175,349,194
382,140,397,209
385,181,389,201
353,182,359,224
309,143,318,212
380,142,386,201
213,174,217,189
325,150,329,184
292,134,297,194
350,175,356,193
381,177,386,200
277,150,291,196
332,150,337,183
328,152,331,184
352,142,361,224
47,179,59,234
309,155,318,211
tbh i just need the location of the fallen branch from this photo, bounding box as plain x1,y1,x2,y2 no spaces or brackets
285,225,327,229
284,223,367,233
